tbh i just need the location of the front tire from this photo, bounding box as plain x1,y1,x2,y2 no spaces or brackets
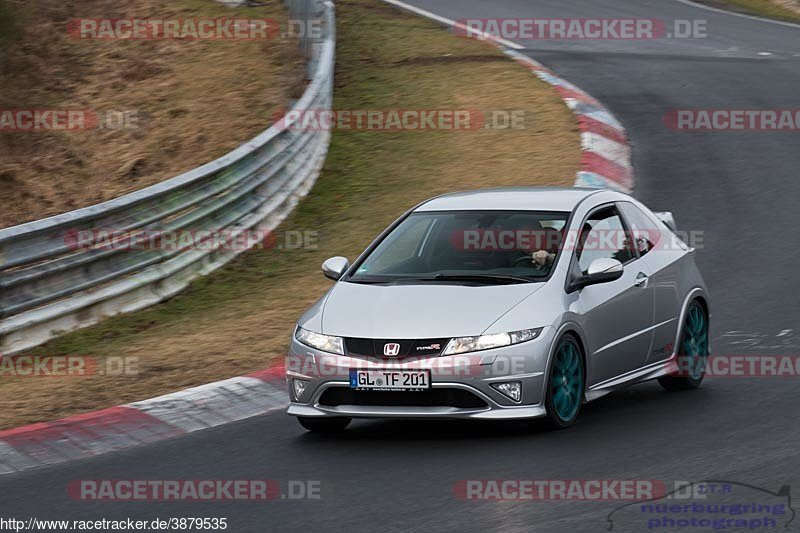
544,334,585,429
659,301,709,391
297,416,351,433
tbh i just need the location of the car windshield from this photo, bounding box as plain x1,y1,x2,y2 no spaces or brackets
347,210,570,284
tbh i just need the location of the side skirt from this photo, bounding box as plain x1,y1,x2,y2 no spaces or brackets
584,357,674,402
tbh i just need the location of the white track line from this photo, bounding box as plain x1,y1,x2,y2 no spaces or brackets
673,0,800,29
379,0,525,50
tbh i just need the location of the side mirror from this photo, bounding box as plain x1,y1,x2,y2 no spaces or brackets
568,258,623,292
322,256,349,281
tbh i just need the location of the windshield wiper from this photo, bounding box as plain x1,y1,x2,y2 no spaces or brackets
414,273,536,284
436,274,535,284
349,274,538,285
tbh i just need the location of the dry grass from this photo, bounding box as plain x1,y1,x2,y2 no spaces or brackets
694,0,800,21
0,0,581,430
736,0,800,18
0,0,305,228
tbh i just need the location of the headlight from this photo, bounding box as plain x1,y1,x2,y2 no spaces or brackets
295,326,344,355
442,328,542,356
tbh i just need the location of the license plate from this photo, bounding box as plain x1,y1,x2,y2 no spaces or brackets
349,369,431,391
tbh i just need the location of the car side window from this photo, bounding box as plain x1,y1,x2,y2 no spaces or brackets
576,206,635,274
618,202,657,257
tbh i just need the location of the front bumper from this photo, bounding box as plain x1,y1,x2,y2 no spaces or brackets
285,328,554,420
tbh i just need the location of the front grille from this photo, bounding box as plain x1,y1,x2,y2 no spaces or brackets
344,337,450,358
318,387,487,409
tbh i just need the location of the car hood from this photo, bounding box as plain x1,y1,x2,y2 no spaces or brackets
316,281,544,338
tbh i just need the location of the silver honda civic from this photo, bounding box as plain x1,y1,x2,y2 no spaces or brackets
286,187,710,432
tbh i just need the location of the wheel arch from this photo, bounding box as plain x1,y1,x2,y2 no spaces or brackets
672,288,711,358
546,322,589,400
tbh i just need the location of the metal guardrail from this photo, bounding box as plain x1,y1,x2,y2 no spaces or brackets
0,0,335,355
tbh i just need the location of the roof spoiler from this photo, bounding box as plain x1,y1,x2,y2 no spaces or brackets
654,211,677,232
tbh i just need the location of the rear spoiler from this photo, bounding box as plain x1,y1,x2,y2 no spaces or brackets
654,211,677,232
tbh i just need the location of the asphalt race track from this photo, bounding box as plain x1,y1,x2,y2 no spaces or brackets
2,1,799,531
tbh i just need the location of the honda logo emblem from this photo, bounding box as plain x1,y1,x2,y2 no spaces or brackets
383,343,401,357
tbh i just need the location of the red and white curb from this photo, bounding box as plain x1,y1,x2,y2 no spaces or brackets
0,365,287,474
0,1,636,475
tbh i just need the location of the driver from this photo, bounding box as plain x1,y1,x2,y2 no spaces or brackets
527,226,562,268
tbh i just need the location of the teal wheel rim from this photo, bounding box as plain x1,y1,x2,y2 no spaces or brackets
681,304,708,380
550,339,583,421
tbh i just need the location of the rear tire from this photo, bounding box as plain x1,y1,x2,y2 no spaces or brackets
544,334,585,429
297,416,351,433
659,301,708,391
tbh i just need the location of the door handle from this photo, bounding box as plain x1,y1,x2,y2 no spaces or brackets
634,272,649,288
